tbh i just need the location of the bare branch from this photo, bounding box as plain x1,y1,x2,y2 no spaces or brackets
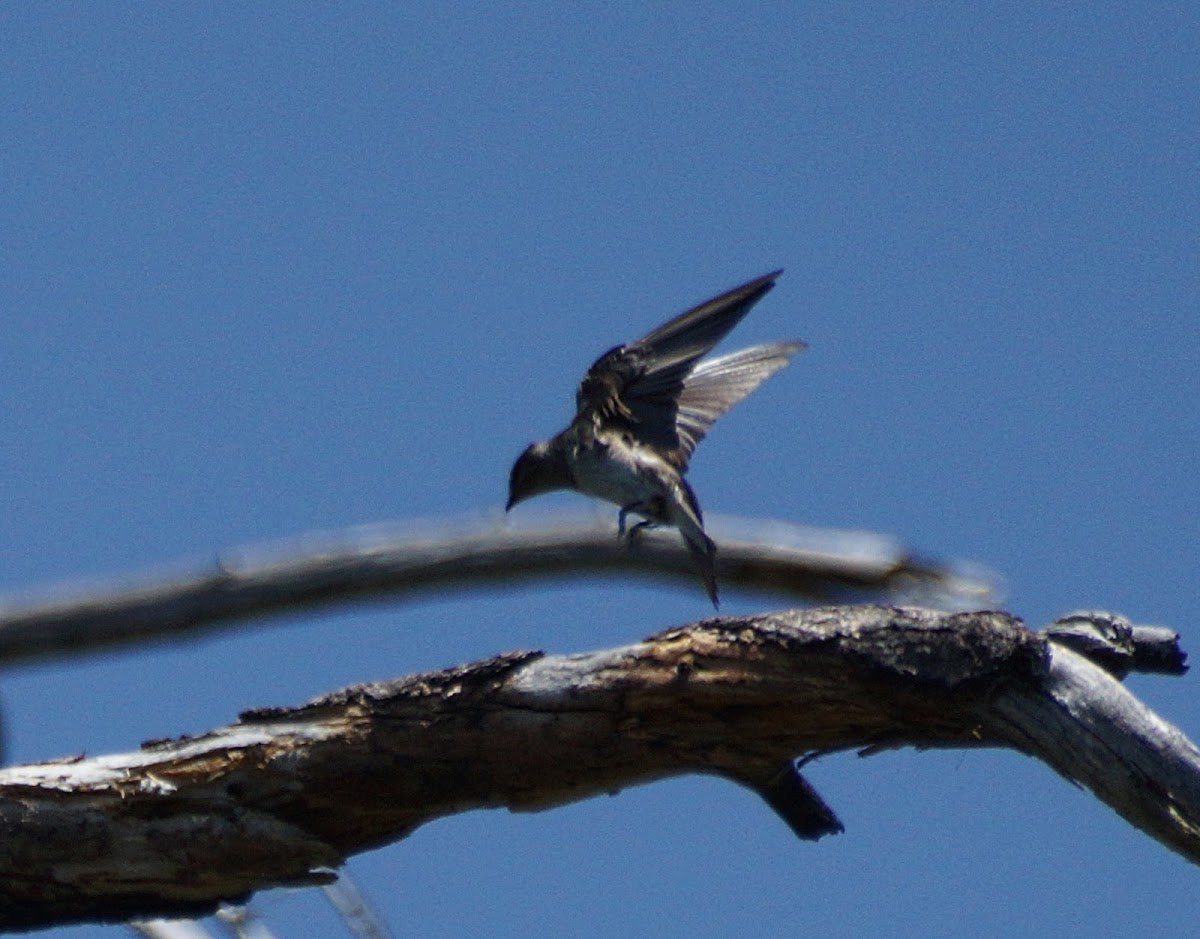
0,513,992,666
0,605,1192,931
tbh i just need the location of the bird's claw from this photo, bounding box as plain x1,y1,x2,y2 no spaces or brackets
617,506,657,547
625,519,654,548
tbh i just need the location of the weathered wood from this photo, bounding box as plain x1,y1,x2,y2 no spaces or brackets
0,605,1192,931
0,515,989,666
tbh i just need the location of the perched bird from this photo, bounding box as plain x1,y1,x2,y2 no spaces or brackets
506,270,804,606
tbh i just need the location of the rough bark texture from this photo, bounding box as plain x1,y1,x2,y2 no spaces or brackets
0,605,1193,931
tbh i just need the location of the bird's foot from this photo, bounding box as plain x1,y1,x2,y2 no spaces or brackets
617,504,653,539
617,505,632,538
625,519,656,548
617,505,658,547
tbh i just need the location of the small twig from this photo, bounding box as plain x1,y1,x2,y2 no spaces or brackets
322,872,394,939
127,919,216,939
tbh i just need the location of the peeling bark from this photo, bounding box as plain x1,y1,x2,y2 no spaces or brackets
0,606,1192,931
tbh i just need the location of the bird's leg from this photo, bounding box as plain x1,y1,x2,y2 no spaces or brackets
617,504,632,538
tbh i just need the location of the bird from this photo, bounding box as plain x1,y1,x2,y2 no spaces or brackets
506,270,804,607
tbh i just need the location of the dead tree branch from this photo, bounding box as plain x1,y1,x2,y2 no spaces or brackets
0,605,1191,931
0,513,990,667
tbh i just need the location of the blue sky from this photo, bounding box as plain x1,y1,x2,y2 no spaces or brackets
2,4,1197,936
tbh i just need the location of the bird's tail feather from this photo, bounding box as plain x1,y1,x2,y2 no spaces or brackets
680,521,719,609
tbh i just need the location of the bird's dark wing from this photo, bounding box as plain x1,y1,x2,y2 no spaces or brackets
632,269,783,366
575,270,783,437
669,340,806,469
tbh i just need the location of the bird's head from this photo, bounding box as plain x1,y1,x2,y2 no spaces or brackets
506,440,571,511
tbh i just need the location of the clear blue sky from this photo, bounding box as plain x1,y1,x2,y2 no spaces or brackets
2,5,1197,936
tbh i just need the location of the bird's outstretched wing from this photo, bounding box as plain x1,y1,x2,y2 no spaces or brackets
629,268,782,369
669,340,806,469
575,269,782,430
575,270,801,468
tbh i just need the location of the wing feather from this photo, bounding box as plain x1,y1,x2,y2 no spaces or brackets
573,272,800,471
669,341,806,468
576,271,782,422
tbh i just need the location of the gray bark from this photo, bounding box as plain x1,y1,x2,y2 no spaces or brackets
0,513,986,665
0,605,1192,931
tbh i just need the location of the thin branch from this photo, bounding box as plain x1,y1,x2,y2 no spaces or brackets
127,920,216,939
322,872,394,939
0,513,992,666
0,606,1192,931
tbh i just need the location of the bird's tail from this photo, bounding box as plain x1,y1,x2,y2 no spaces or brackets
667,477,720,608
687,528,719,609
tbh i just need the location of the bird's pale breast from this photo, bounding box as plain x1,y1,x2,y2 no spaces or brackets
568,435,672,512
